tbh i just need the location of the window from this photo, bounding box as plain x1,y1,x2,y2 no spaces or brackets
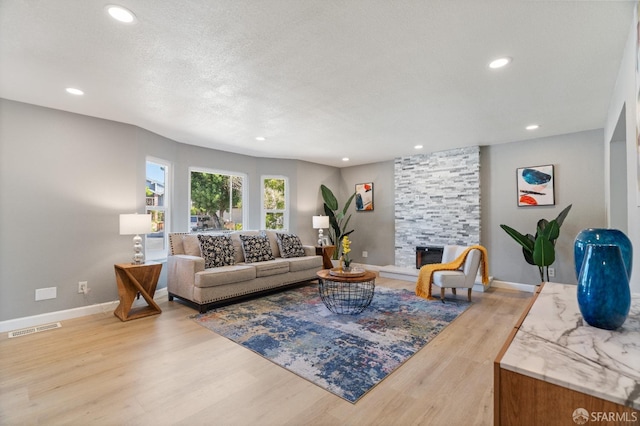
262,176,288,230
189,168,246,231
146,159,170,260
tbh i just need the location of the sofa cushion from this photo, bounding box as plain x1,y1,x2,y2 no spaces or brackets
197,234,235,268
275,232,306,258
195,265,256,288
183,234,202,257
239,234,275,263
252,259,290,277
286,255,323,272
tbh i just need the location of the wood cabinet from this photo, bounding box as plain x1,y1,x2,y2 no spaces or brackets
494,283,639,425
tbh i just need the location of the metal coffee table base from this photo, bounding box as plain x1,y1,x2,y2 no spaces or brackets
317,270,376,315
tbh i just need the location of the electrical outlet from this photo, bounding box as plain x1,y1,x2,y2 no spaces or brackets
362,251,368,258
548,268,555,278
78,281,88,294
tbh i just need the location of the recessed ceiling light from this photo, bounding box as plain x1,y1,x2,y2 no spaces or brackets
489,57,512,69
526,124,540,130
65,87,84,96
342,157,350,162
106,5,137,23
255,136,266,141
414,145,423,150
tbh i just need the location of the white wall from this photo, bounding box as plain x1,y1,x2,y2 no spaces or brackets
604,7,640,294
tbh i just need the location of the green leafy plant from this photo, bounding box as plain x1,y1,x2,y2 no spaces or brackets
320,184,356,259
500,204,572,282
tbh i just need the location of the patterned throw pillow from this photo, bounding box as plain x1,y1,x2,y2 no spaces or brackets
197,234,235,268
239,234,275,263
276,233,305,258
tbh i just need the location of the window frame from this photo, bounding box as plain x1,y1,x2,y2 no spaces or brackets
188,167,248,232
261,175,289,231
145,157,171,260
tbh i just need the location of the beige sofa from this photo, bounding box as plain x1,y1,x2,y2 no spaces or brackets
167,231,323,312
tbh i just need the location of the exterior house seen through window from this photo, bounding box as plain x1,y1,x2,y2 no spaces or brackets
189,168,245,231
146,159,170,260
262,176,288,230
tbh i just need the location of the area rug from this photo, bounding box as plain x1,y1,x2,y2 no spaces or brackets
191,284,470,403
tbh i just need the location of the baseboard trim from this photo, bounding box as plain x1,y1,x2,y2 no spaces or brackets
490,280,537,293
0,288,168,333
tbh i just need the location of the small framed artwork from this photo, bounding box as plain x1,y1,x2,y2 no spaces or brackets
355,182,374,211
516,165,555,206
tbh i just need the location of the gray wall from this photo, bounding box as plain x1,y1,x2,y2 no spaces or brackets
0,99,335,321
339,130,605,285
604,10,640,294
0,97,608,323
338,160,395,267
481,130,606,285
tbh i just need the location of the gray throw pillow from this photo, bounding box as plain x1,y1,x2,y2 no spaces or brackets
276,233,305,258
198,234,235,268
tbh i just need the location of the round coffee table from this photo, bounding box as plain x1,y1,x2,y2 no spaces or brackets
316,269,376,315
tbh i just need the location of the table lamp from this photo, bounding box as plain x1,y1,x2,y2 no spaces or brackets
312,215,330,246
120,213,152,264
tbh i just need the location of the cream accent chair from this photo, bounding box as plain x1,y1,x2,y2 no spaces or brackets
432,245,482,302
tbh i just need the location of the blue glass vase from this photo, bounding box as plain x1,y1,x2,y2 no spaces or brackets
574,228,632,280
577,244,631,330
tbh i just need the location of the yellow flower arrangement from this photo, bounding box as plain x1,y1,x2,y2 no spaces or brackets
341,236,352,268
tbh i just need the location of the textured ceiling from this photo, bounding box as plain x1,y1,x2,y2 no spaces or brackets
0,1,635,167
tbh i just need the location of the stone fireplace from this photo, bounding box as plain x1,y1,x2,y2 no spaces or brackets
394,146,481,269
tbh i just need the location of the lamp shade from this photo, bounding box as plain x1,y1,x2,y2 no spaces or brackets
312,215,329,229
119,214,152,235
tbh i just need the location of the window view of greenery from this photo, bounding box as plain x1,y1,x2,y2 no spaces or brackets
263,177,286,230
146,161,168,258
190,170,244,231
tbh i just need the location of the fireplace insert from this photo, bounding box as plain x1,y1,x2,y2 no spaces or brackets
415,246,444,269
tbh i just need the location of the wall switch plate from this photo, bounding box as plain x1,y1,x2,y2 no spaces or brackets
35,287,57,301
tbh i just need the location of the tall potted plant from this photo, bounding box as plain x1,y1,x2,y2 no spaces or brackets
320,184,356,259
500,204,572,282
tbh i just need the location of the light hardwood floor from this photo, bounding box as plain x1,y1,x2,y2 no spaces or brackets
0,277,531,426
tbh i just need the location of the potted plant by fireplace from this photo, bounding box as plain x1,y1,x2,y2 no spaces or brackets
320,184,356,262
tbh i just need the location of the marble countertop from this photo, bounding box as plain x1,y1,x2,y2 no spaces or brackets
500,282,640,409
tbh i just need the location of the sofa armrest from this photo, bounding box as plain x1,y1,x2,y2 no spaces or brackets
167,255,205,300
302,245,317,256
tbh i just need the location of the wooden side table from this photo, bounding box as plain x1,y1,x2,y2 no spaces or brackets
315,245,336,269
114,262,162,321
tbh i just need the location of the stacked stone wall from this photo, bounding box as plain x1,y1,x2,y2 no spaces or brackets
394,146,481,268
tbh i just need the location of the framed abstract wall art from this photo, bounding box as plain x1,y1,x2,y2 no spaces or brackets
516,165,555,206
355,182,374,211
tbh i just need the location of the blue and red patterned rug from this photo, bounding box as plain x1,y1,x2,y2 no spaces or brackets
191,283,470,403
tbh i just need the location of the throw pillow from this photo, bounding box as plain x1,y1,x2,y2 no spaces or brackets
239,234,275,263
197,234,235,268
276,233,306,258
